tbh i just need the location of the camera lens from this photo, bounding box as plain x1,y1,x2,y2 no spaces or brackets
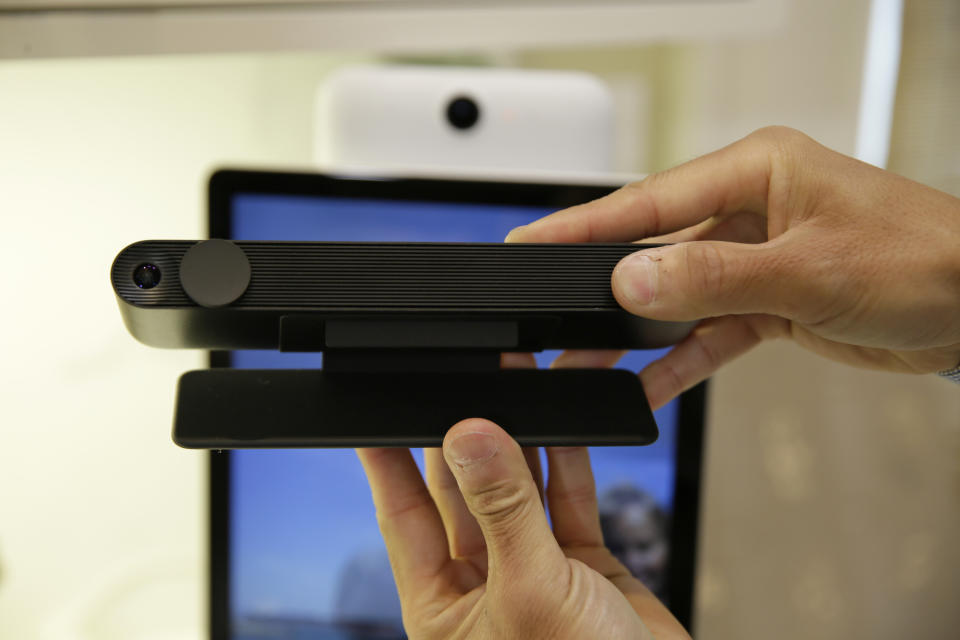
133,263,161,289
446,96,480,130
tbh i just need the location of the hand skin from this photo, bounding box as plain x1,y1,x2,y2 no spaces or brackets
357,358,691,640
356,128,960,639
507,126,960,409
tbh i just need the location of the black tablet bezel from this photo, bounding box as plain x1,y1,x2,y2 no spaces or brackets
206,168,707,637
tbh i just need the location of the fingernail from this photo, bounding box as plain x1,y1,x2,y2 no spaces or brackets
504,225,526,242
615,252,659,305
446,431,499,469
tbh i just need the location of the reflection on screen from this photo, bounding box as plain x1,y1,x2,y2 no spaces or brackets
228,194,678,640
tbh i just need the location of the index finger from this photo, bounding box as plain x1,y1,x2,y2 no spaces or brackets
505,130,775,243
356,448,450,596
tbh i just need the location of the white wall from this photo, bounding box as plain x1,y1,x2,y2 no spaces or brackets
0,52,362,639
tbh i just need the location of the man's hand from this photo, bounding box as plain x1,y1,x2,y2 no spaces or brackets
507,126,960,408
357,414,690,640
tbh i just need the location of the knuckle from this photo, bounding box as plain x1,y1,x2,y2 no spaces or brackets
748,125,811,150
647,356,685,400
376,486,434,523
469,478,532,525
660,359,687,398
746,126,815,172
682,242,727,310
547,482,597,509
622,177,665,236
690,330,722,372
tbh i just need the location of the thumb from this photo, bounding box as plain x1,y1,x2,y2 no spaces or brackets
443,418,567,583
612,241,800,321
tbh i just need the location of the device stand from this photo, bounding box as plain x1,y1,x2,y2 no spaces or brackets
172,348,658,449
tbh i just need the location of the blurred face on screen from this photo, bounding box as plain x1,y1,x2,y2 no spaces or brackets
599,485,669,596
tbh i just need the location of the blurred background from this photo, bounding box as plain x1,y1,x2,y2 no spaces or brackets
1,0,959,638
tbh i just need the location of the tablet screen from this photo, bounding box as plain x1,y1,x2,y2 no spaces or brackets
225,192,680,639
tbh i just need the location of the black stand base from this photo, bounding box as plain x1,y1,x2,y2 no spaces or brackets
173,366,658,449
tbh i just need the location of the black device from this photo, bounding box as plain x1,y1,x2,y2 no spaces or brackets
112,238,694,448
114,239,691,351
200,169,706,638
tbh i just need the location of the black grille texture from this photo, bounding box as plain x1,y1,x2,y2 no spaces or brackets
113,241,649,311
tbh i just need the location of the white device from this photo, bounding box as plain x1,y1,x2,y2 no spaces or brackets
314,65,617,178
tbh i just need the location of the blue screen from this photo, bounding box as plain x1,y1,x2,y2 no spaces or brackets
228,193,678,639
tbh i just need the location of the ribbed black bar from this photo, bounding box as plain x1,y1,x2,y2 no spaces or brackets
114,240,652,311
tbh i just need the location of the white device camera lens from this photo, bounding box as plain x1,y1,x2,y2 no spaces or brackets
445,96,480,130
